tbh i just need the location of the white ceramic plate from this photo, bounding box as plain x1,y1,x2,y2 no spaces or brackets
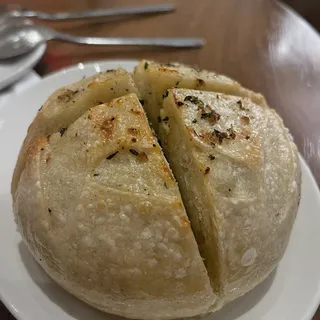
0,44,46,91
0,60,320,320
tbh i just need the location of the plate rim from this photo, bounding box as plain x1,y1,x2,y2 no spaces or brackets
43,58,139,79
298,156,320,320
1,59,320,320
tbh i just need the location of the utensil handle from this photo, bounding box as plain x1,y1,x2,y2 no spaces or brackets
53,32,205,48
21,3,175,20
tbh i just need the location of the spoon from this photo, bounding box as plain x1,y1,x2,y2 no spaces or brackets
0,3,176,21
0,19,205,59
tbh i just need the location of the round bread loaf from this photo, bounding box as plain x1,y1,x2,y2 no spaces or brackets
12,61,301,319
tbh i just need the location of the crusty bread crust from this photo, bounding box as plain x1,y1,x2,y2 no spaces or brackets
12,69,139,200
13,94,215,319
133,60,266,133
158,89,301,309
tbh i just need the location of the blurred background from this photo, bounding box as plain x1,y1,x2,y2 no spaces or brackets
285,0,320,30
1,0,319,31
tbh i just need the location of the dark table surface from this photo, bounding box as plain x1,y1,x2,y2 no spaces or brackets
1,0,320,319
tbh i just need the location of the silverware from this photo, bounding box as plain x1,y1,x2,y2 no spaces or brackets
0,3,175,21
0,19,205,59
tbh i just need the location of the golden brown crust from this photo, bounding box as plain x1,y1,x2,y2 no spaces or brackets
12,68,139,199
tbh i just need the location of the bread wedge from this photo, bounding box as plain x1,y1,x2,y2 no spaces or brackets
13,93,216,319
12,68,139,198
157,89,301,308
133,60,266,132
